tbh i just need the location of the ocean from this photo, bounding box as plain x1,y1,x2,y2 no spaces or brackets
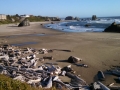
44,16,120,32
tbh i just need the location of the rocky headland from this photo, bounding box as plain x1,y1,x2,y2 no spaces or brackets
104,22,120,33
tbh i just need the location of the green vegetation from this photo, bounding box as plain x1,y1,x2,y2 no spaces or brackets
27,16,46,22
0,15,18,25
0,14,61,25
0,74,39,90
0,74,56,90
0,20,13,25
0,15,46,25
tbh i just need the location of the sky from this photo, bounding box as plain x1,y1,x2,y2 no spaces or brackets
0,0,120,18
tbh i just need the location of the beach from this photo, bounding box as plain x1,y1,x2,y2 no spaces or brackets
0,22,120,85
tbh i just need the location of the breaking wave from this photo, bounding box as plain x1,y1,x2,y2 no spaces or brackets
44,17,120,32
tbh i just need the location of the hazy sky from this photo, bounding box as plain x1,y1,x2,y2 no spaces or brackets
0,0,120,17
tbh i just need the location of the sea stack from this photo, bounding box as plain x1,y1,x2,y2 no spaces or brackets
65,16,74,20
104,22,120,33
92,15,97,20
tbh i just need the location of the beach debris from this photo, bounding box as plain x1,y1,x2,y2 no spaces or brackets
65,72,90,90
93,81,110,90
118,77,120,81
62,65,74,72
39,48,53,54
108,67,120,76
39,48,48,54
61,70,66,76
39,58,45,62
68,56,82,63
108,83,114,87
108,85,120,90
0,44,89,89
74,63,88,68
97,70,105,81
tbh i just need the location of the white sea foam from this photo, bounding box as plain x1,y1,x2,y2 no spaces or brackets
69,26,104,32
45,23,104,32
114,19,120,23
87,19,120,24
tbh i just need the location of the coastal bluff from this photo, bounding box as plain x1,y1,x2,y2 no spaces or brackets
104,22,120,33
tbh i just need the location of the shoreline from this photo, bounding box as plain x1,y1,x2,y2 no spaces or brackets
0,22,120,85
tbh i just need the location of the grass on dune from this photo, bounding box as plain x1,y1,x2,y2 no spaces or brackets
0,74,57,90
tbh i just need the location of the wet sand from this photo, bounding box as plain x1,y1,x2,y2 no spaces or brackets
0,22,120,85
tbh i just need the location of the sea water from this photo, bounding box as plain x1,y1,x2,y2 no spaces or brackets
44,16,120,32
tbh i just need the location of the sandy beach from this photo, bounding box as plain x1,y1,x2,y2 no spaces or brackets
0,22,120,85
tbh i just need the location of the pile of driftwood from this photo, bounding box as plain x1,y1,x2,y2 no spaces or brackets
93,66,120,90
0,44,90,90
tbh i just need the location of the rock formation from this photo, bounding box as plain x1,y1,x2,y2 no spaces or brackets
65,16,74,20
45,17,61,21
18,18,30,27
92,15,97,20
51,17,61,21
74,17,80,21
104,22,120,33
45,17,51,21
85,24,91,27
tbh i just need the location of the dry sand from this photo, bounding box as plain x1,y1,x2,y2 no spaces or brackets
0,22,120,85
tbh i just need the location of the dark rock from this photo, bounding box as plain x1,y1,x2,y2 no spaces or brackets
18,18,30,27
68,56,81,63
97,70,105,81
65,16,74,20
92,15,97,20
51,22,54,24
85,24,91,27
104,22,120,33
65,24,68,26
66,72,87,87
